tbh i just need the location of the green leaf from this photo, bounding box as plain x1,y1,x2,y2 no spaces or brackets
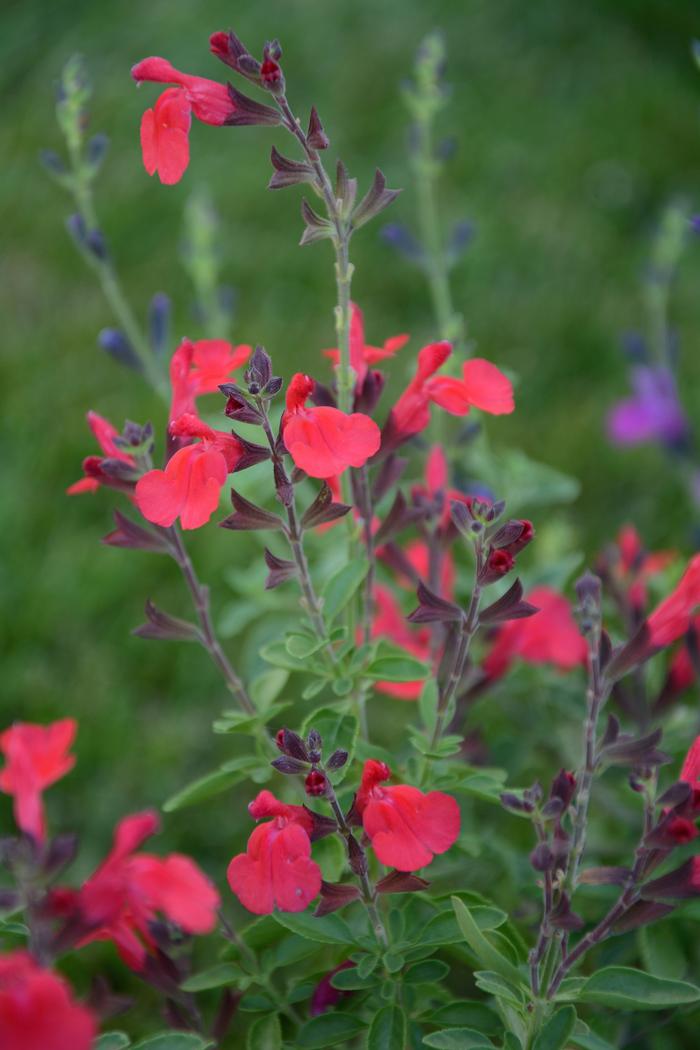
357,953,380,979
181,963,245,991
569,1030,618,1050
131,1036,214,1050
313,834,347,882
274,910,355,945
163,756,262,812
367,1004,407,1049
418,680,438,732
297,1013,366,1047
250,669,289,712
404,959,450,984
246,1013,282,1050
383,948,405,973
286,632,328,659
331,967,378,990
300,706,358,783
575,966,700,1010
95,1036,131,1050
259,639,309,671
532,1006,576,1050
240,994,275,1012
423,1001,500,1033
421,905,507,946
366,651,429,682
638,923,687,980
322,559,368,623
452,898,524,987
473,971,524,1008
422,1030,494,1049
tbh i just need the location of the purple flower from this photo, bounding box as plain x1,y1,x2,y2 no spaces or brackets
607,366,688,449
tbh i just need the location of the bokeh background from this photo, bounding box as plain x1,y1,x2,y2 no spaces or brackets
3,0,700,1039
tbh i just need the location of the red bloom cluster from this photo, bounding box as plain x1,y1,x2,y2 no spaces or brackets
282,373,381,477
227,790,321,914
356,760,460,871
132,57,235,184
169,338,251,422
324,302,409,388
0,951,95,1050
391,343,514,439
0,720,76,843
73,810,220,969
483,586,586,680
647,554,700,647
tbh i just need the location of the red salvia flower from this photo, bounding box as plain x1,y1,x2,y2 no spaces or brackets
0,951,96,1050
371,585,431,699
391,344,514,439
169,338,251,423
310,960,355,1016
227,789,321,915
282,373,381,477
135,413,243,529
0,720,77,843
132,57,236,184
483,586,586,680
77,810,219,970
666,735,700,843
614,524,674,611
67,412,136,495
323,302,409,387
355,759,460,871
647,554,700,647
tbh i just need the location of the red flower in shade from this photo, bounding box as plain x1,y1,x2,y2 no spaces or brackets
371,586,431,700
666,735,700,843
0,951,96,1050
67,412,136,495
77,810,219,970
483,586,586,680
282,373,381,478
0,720,76,843
140,87,192,185
135,414,243,530
613,525,674,611
647,555,700,647
663,617,700,700
310,960,355,1016
411,444,479,535
169,338,251,423
391,344,514,439
324,302,409,387
227,790,321,915
132,58,236,184
355,760,460,871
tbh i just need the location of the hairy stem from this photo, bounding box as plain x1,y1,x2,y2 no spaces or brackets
169,527,255,714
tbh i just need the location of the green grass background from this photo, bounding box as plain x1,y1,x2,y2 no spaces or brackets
2,0,700,1040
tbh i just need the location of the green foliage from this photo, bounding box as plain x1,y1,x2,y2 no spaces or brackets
321,560,369,623
367,1004,407,1049
131,1036,214,1050
532,1007,577,1050
95,1037,131,1050
246,1014,282,1050
564,966,700,1011
162,755,267,812
297,1013,367,1047
422,1030,495,1049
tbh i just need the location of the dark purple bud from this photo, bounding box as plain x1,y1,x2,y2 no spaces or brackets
375,491,425,545
244,345,273,393
86,228,107,260
87,133,109,168
380,223,424,264
44,834,79,877
281,729,310,762
579,866,632,886
272,756,308,775
524,782,543,804
232,435,272,473
540,797,564,819
98,328,142,372
307,729,322,755
575,571,602,634
307,106,329,150
500,792,534,815
268,146,315,190
549,892,584,931
221,387,264,425
450,498,476,537
352,169,401,231
549,769,577,810
613,899,674,933
220,489,284,531
264,548,297,590
641,858,700,901
491,519,535,557
210,30,254,74
480,579,539,625
479,549,515,586
103,510,171,554
326,749,349,771
354,369,386,415
305,770,327,797
300,198,333,246
300,483,351,529
347,834,368,876
304,808,339,842
601,727,669,768
601,714,620,748
66,212,87,247
260,52,285,95
148,292,171,356
39,149,67,175
408,581,464,625
314,881,362,917
133,600,201,643
530,843,555,871
376,870,430,894
657,781,693,808
605,622,652,683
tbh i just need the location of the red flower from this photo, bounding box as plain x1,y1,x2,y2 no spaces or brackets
371,586,431,700
310,960,355,1016
135,414,243,530
647,554,700,647
169,338,251,423
0,951,96,1050
412,444,478,535
227,790,321,915
132,57,235,184
324,302,409,387
614,525,674,610
356,760,460,871
391,345,514,439
282,373,381,477
78,810,219,970
67,412,136,495
140,87,191,185
0,720,76,843
483,586,586,680
664,736,700,844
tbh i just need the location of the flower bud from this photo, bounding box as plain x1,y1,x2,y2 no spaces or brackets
305,770,327,797
326,749,349,771
530,842,555,872
347,834,368,876
479,549,515,585
549,769,577,810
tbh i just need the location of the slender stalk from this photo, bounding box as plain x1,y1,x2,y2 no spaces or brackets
356,465,377,647
322,774,389,949
169,526,255,714
218,911,303,1025
529,820,554,998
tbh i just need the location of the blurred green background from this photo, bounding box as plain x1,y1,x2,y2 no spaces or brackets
2,0,700,1038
